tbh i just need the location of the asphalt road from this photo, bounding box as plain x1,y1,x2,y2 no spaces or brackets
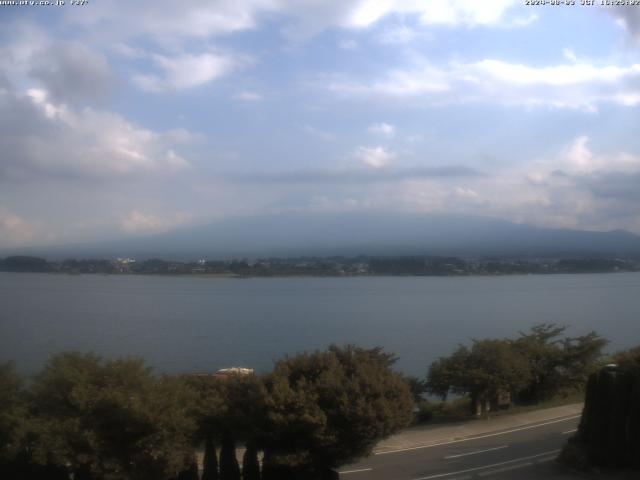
338,414,583,480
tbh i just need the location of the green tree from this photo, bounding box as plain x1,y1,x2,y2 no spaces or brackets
560,331,608,391
262,345,413,471
0,362,31,479
0,363,27,463
514,324,568,402
427,340,532,413
429,326,607,412
185,372,267,439
425,345,470,400
242,442,260,480
219,432,241,480
201,435,219,480
28,352,197,480
402,375,427,404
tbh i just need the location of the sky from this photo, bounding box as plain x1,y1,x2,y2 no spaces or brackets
0,0,640,249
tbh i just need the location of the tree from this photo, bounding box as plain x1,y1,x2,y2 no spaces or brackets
613,345,640,367
427,340,532,414
262,345,413,471
560,331,608,391
426,345,470,400
201,435,219,480
561,345,640,470
514,324,569,402
28,352,197,480
515,326,607,402
0,363,26,462
177,459,199,480
242,442,260,480
0,362,31,478
429,325,608,412
403,375,427,404
219,432,241,480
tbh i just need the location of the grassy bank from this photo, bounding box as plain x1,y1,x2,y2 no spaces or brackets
413,391,584,426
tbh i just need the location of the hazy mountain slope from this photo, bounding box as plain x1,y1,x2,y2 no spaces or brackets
6,212,640,260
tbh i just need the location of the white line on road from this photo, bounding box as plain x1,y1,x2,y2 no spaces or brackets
376,415,580,455
409,449,560,480
562,428,578,435
536,456,558,463
477,462,533,477
444,445,509,459
337,468,373,475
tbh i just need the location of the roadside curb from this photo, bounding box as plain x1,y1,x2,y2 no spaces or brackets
373,403,584,454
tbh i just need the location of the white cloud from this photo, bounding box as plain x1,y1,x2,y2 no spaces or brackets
469,59,640,86
0,88,193,180
562,48,578,63
120,210,193,234
0,207,37,247
561,136,640,175
234,91,263,101
326,65,450,97
271,137,640,233
325,57,640,110
345,0,522,29
354,146,396,168
67,0,527,43
470,136,640,230
454,187,480,200
377,24,418,44
338,39,359,50
368,122,395,138
134,52,241,92
301,124,335,141
68,0,272,40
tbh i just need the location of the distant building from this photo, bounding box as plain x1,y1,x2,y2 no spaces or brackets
214,367,254,377
191,367,254,379
114,257,136,273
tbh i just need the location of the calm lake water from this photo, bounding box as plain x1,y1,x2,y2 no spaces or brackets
1,272,639,376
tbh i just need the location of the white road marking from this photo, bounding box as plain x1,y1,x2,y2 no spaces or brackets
375,415,580,455
477,462,534,476
409,449,561,480
444,445,509,459
338,468,373,474
562,428,578,435
536,456,558,463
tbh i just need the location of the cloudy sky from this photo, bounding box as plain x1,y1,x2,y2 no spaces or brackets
1,1,640,248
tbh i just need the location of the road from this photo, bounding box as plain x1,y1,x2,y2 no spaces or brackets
338,414,583,480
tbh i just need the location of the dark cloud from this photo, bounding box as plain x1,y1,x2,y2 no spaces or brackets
29,42,113,105
606,6,640,38
235,166,483,185
580,171,640,202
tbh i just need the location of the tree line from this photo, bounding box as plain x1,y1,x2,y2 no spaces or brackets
425,324,608,414
2,254,639,276
0,326,625,479
0,345,413,480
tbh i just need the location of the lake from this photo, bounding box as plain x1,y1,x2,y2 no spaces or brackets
1,272,639,376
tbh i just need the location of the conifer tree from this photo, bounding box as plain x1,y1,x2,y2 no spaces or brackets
202,436,219,480
176,456,199,480
241,442,260,480
219,432,241,480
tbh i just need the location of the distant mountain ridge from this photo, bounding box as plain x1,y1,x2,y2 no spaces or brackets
5,212,640,260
